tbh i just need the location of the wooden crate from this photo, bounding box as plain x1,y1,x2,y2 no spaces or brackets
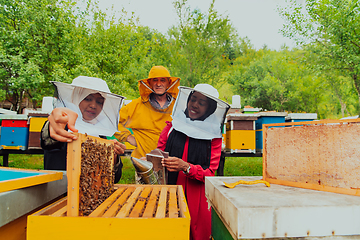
263,118,360,196
27,184,190,240
66,133,115,217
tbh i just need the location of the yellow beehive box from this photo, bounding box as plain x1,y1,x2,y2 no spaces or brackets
226,130,255,152
263,118,360,196
28,117,48,132
27,184,190,240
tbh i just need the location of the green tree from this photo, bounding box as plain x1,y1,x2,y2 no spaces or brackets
279,0,360,111
168,0,240,88
0,0,81,112
231,48,326,114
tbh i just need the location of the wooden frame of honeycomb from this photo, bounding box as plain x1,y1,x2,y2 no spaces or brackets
66,133,115,216
263,118,360,196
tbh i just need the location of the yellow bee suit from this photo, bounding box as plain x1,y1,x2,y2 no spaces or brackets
115,77,180,158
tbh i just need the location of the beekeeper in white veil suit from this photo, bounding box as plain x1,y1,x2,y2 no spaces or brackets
50,76,124,138
156,83,230,240
41,76,126,182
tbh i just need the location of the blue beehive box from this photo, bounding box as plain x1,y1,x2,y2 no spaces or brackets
255,112,287,152
0,115,29,150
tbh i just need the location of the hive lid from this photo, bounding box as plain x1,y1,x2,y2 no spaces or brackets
0,167,63,193
286,113,317,120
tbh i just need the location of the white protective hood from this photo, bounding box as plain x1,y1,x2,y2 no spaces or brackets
51,76,125,137
171,84,230,140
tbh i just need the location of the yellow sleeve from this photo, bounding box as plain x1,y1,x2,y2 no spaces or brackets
115,105,132,142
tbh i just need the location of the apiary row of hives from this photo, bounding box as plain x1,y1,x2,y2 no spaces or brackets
0,113,48,150
224,112,317,154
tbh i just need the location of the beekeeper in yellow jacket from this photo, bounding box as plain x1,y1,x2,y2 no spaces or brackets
115,66,180,158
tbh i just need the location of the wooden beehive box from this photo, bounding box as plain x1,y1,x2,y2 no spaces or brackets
66,133,115,217
27,184,190,240
263,118,360,196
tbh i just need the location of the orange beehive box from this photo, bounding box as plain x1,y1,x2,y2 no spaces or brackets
27,184,190,240
263,118,360,196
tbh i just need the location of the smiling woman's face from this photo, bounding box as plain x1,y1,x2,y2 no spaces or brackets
79,93,104,121
187,91,209,120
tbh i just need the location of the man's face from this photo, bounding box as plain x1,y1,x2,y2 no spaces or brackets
148,77,171,95
79,93,104,121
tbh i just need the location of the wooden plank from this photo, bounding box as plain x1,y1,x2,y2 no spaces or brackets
263,125,267,178
66,133,82,217
32,198,67,216
102,187,135,217
177,185,190,219
104,187,134,217
116,187,143,218
142,186,161,218
89,187,126,217
51,206,67,217
155,187,168,218
128,186,152,217
27,216,191,240
168,187,178,218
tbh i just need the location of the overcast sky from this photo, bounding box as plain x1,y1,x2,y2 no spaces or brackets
97,0,298,50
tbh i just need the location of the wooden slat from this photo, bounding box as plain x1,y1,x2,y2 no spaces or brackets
89,187,126,217
128,186,152,217
66,133,82,217
263,118,360,127
51,205,67,217
155,187,168,218
168,187,178,218
33,197,67,216
142,186,161,218
115,187,143,218
177,185,190,219
103,187,135,217
263,124,268,178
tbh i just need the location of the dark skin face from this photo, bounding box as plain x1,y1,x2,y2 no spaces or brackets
79,93,104,121
187,92,209,120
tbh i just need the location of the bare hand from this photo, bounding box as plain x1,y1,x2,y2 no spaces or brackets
48,107,78,142
161,157,189,172
113,139,126,156
127,135,137,147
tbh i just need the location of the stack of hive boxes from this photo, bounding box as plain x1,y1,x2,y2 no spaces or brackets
28,113,49,149
225,114,258,154
0,115,29,150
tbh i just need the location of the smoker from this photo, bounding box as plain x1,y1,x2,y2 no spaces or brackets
131,157,159,185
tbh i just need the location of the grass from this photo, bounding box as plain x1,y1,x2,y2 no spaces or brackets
2,154,263,183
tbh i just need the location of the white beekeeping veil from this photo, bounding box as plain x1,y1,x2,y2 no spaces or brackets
171,84,230,140
51,76,125,137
